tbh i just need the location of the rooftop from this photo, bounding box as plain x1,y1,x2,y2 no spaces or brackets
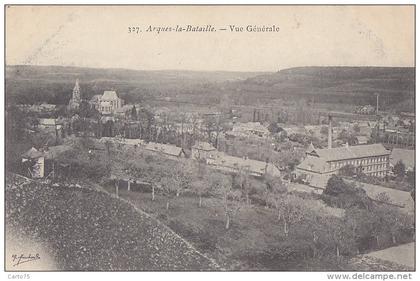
233,122,269,133
39,118,57,126
209,152,281,177
296,156,329,174
192,142,216,151
145,142,184,157
22,147,44,159
309,144,390,162
102,90,119,100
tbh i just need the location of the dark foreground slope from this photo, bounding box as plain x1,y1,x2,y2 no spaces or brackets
5,174,218,271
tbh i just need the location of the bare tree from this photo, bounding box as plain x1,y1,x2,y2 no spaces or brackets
210,173,242,230
237,166,252,205
276,195,305,237
190,161,210,207
266,177,288,219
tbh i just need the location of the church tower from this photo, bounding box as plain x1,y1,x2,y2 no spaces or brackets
68,79,82,110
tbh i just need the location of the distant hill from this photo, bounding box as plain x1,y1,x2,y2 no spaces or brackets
5,65,415,112
220,66,415,112
5,65,264,105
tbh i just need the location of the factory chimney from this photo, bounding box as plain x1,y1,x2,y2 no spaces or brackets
328,114,333,149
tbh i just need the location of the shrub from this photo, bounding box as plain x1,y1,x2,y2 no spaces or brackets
322,175,372,210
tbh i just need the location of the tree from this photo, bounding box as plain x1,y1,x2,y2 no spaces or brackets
268,122,282,134
104,140,113,174
237,166,252,205
190,162,211,207
338,164,356,177
6,104,26,142
322,175,372,210
191,178,208,208
393,160,406,178
353,124,361,133
160,174,179,210
345,206,381,252
373,204,414,246
131,105,138,120
324,217,357,258
320,126,329,136
265,175,288,217
277,195,306,237
210,173,241,230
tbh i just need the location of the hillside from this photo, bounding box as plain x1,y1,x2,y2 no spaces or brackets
221,66,415,112
5,65,263,105
5,65,415,112
5,173,219,270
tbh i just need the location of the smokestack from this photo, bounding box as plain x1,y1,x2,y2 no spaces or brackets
328,114,332,149
376,93,379,115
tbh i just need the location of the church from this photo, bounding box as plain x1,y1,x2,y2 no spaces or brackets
90,90,124,115
68,79,124,115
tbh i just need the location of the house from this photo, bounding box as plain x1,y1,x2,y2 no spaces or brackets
21,147,45,178
145,142,186,159
355,105,375,115
390,148,415,172
283,126,306,136
191,141,217,160
355,135,369,145
295,143,391,188
115,105,134,118
89,94,102,110
231,122,270,138
38,118,62,131
206,152,282,178
42,145,72,160
18,103,57,114
20,145,72,179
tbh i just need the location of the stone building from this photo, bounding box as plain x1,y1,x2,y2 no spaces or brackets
295,143,391,188
89,90,124,115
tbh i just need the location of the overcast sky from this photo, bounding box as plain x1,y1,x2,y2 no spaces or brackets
6,5,414,72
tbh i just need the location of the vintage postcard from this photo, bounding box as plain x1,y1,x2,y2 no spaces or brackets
4,4,415,273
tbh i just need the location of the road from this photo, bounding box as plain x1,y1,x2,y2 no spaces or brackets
363,242,415,269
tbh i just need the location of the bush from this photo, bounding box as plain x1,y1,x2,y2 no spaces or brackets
338,164,356,177
322,175,372,210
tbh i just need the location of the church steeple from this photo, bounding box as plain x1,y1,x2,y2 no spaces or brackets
72,79,81,102
68,79,82,110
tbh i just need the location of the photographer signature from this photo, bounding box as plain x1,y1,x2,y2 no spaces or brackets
11,254,40,267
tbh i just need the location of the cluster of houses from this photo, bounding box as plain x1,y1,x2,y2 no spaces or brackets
97,137,281,178
17,103,57,114
19,79,415,192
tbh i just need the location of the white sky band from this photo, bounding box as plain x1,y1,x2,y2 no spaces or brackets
5,5,414,72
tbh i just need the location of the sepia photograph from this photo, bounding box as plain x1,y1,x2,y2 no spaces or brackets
3,3,416,274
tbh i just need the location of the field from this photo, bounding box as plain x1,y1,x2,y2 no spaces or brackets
102,183,346,271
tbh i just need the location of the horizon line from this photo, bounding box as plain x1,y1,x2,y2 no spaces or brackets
5,63,416,74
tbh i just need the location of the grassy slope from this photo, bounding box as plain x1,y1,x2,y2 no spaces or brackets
5,174,218,271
